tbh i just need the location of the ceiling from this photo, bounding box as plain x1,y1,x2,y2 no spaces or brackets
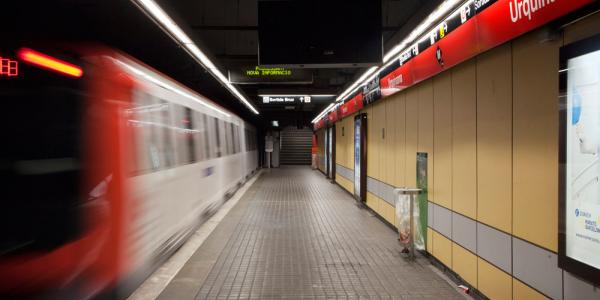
3,0,442,129
159,0,442,128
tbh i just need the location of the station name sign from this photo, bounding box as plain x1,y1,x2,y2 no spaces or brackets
316,0,593,130
262,95,311,104
229,66,313,84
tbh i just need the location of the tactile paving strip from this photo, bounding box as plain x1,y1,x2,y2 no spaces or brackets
190,167,463,299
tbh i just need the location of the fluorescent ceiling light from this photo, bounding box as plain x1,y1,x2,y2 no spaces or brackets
383,0,463,63
311,102,336,123
133,0,259,115
113,57,231,117
316,0,466,123
335,66,378,102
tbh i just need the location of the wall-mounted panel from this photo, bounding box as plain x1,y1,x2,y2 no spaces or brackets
433,230,452,268
418,80,434,201
405,89,419,188
452,243,478,288
478,258,512,300
394,93,407,187
433,71,453,209
512,32,561,252
366,106,376,179
476,43,513,233
513,278,547,300
373,101,386,181
383,99,396,184
451,60,477,219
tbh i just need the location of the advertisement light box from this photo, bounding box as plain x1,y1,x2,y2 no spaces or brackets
559,33,600,285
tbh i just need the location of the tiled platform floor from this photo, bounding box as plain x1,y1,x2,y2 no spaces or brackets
158,166,463,300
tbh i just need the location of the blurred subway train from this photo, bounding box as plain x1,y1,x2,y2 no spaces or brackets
0,46,259,299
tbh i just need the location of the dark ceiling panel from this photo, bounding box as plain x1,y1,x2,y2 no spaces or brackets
2,0,443,130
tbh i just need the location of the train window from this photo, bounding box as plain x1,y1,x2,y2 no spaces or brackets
1,72,83,255
214,117,222,158
245,128,256,152
130,90,154,175
245,128,251,151
251,130,257,151
192,111,206,161
232,124,238,154
235,125,240,153
225,122,233,155
202,113,211,160
174,105,195,165
144,99,173,171
185,107,196,163
162,102,176,168
223,122,229,156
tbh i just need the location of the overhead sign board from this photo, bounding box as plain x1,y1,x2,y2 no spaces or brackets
228,66,313,84
261,95,311,104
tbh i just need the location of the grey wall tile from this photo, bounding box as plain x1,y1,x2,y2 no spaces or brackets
477,222,512,273
512,238,562,300
428,202,434,227
434,204,452,239
452,213,477,253
382,182,395,206
564,271,600,300
367,177,376,194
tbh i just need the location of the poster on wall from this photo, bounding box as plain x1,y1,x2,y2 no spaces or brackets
354,114,367,202
327,126,334,179
354,117,362,198
559,34,600,285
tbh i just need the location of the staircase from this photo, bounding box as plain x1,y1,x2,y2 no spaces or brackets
280,127,312,165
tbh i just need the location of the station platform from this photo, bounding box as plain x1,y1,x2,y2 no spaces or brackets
141,166,464,299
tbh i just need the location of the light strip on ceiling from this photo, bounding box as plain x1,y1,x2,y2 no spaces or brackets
316,0,465,123
383,0,463,63
311,102,336,124
335,66,378,103
133,0,259,115
113,58,231,117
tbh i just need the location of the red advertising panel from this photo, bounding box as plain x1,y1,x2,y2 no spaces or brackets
327,110,339,123
379,0,593,98
332,0,594,127
477,0,593,52
340,93,364,118
380,60,414,97
411,17,479,84
314,118,326,131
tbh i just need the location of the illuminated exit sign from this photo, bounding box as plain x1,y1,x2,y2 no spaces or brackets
229,66,312,84
0,57,18,77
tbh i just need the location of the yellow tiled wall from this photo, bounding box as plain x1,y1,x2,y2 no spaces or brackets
330,14,600,299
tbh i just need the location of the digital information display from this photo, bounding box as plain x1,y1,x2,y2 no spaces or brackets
228,66,313,84
560,34,600,284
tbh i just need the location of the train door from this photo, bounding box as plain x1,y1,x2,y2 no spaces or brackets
354,114,367,202
326,125,335,181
